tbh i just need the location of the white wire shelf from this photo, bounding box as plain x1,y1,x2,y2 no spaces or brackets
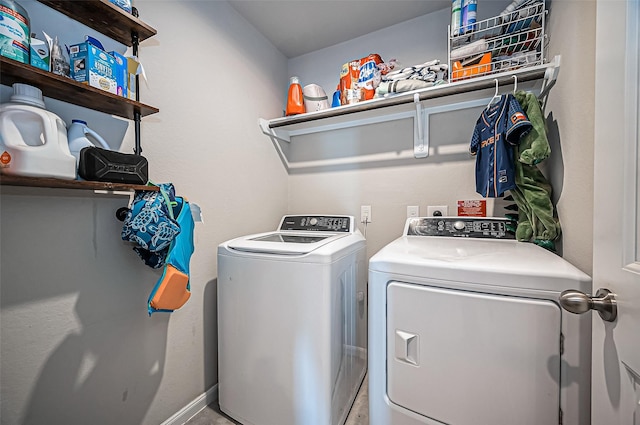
449,0,546,82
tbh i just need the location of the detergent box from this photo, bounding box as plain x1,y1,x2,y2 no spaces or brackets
109,50,128,98
30,36,49,71
69,41,117,94
109,0,132,13
127,56,140,100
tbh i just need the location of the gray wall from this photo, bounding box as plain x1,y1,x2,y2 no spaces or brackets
543,0,595,274
286,0,595,275
1,0,596,424
0,1,288,424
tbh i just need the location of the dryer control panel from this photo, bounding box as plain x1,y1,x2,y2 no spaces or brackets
405,217,514,239
279,215,353,232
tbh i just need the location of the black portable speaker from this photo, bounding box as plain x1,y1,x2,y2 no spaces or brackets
78,147,149,185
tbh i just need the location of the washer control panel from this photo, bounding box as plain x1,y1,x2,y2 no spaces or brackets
406,217,514,239
279,215,353,232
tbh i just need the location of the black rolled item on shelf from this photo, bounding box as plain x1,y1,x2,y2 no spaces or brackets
78,146,148,185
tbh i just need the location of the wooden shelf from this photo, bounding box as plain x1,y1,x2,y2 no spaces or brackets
0,2,159,196
0,56,159,119
36,0,157,45
0,174,158,192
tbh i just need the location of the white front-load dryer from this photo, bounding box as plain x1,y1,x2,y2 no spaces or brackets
368,217,591,425
218,215,367,425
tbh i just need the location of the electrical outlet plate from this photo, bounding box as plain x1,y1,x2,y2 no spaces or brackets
361,205,372,223
407,205,419,218
427,205,448,217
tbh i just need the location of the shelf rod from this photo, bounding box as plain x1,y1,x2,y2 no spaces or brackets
134,111,142,155
131,30,142,155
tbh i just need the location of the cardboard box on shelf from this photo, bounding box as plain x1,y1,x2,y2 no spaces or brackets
109,0,132,13
30,36,49,71
109,51,128,98
70,41,117,94
127,56,140,100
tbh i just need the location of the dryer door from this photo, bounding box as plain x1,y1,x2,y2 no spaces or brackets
387,282,562,425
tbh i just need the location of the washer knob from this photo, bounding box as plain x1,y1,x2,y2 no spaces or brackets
309,218,318,226
453,220,466,231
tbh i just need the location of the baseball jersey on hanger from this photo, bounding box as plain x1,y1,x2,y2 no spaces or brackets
470,93,531,197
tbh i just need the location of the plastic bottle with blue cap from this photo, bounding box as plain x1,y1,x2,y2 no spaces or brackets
67,120,111,175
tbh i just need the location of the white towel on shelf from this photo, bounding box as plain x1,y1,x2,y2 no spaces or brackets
451,39,488,60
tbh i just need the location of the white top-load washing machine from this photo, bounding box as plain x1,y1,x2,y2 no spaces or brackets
218,215,367,425
369,217,591,425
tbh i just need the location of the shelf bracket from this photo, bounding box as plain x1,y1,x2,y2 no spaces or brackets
539,55,561,107
413,93,428,158
259,118,290,143
417,97,493,160
259,118,293,169
131,30,142,155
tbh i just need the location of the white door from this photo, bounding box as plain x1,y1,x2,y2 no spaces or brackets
592,0,640,423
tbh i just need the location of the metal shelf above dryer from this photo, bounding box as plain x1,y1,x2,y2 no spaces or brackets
260,55,560,171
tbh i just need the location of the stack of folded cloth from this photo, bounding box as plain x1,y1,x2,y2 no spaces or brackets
450,39,488,61
500,0,543,27
375,59,449,97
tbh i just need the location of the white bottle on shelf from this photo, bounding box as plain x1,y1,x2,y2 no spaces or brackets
0,83,76,179
451,0,462,36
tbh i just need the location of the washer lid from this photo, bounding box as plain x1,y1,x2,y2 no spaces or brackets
227,231,349,255
369,236,591,292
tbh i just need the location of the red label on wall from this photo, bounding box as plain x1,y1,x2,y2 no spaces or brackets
457,200,486,217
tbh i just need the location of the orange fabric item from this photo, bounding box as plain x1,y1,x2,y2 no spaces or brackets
149,264,191,311
452,52,492,81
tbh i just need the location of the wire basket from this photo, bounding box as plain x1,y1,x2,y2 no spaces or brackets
448,0,546,82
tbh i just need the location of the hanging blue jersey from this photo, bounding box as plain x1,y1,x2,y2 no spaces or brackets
470,93,531,197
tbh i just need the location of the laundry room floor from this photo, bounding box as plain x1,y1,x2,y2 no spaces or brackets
185,374,369,425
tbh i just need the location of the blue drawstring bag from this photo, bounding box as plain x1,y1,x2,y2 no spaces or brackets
121,183,181,268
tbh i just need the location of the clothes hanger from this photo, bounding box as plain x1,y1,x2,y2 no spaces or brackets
486,79,501,109
512,75,518,95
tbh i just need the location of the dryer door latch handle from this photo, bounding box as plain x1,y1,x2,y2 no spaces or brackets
559,288,617,322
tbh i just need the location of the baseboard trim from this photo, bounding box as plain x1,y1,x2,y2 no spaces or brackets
160,384,218,425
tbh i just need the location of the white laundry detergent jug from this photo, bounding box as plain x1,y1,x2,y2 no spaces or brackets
67,119,110,170
0,83,76,179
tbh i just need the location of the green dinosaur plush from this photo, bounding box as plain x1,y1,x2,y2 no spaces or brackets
510,91,561,250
